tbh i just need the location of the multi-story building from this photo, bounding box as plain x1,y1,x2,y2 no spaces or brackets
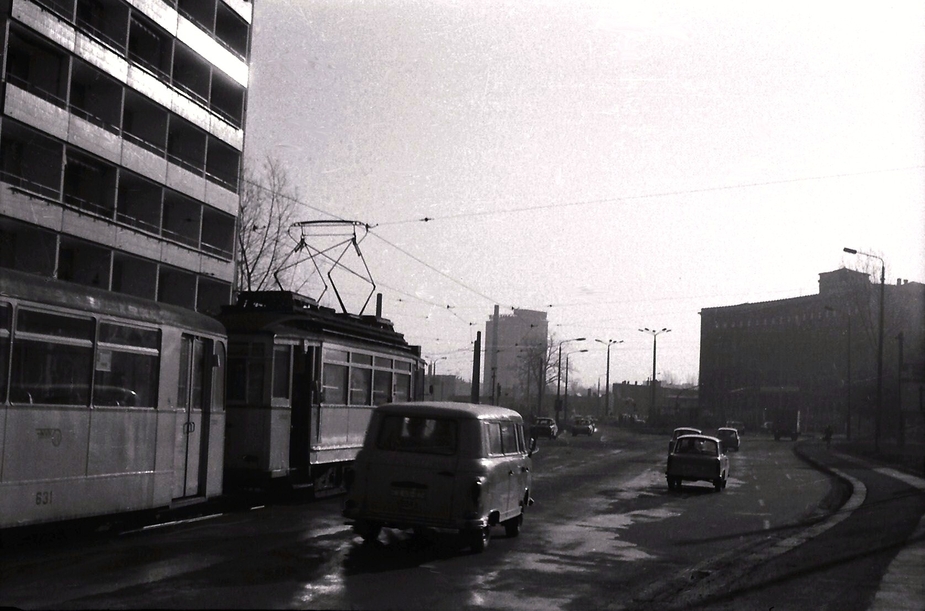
700,268,924,439
483,306,548,408
0,0,252,314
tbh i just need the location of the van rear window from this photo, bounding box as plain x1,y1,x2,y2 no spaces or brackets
376,415,457,455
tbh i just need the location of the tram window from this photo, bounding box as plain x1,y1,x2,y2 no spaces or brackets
11,309,94,405
322,363,348,404
352,353,372,365
349,366,372,405
227,341,264,404
17,309,94,340
11,340,93,405
325,348,349,364
394,373,411,402
213,342,225,411
374,356,392,368
0,303,9,403
95,323,159,407
272,345,291,402
178,336,206,410
373,370,391,405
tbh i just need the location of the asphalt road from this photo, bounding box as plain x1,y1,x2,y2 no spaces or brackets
1,426,920,610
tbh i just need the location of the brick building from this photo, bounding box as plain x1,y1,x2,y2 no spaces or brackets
700,268,925,440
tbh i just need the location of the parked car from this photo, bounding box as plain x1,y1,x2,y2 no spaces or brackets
716,427,740,451
343,401,536,553
725,420,746,435
668,427,701,453
666,434,729,492
530,416,559,439
570,417,596,436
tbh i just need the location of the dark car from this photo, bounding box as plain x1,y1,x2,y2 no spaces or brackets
570,417,596,436
530,417,559,439
716,427,740,451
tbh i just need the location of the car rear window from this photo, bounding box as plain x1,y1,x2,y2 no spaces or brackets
376,415,458,455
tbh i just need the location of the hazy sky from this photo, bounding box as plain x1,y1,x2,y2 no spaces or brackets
244,0,925,389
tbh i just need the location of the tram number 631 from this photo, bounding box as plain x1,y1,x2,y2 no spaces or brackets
35,491,53,505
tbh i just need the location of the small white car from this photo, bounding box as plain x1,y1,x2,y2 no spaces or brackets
343,401,536,552
666,434,729,492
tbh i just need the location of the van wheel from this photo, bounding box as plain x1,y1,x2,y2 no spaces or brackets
355,521,382,544
503,513,523,538
466,526,491,553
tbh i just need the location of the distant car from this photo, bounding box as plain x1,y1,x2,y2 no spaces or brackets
725,420,746,436
666,434,729,492
570,417,596,436
716,427,740,451
668,427,701,453
531,417,559,439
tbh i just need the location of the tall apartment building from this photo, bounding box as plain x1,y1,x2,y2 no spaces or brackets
0,0,252,313
483,306,548,406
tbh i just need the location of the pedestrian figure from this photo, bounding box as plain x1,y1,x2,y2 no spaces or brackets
823,424,833,450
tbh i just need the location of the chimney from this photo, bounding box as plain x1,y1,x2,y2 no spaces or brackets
376,293,383,317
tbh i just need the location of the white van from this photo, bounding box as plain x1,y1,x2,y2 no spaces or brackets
343,401,536,552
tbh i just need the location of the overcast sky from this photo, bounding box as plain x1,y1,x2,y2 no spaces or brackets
244,0,925,389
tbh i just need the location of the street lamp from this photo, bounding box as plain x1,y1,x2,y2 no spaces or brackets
843,247,884,453
825,305,852,440
564,348,589,423
639,328,671,421
428,356,448,399
556,337,585,426
595,339,623,418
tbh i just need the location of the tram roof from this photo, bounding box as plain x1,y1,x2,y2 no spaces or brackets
217,290,420,355
1,268,225,334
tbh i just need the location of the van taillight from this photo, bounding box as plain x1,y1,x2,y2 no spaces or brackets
470,481,482,505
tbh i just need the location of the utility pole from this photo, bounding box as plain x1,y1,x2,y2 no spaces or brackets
471,331,481,404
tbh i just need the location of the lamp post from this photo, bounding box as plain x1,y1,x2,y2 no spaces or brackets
564,349,589,424
843,247,884,453
556,337,585,426
428,356,448,399
595,339,623,418
639,328,670,421
825,305,852,440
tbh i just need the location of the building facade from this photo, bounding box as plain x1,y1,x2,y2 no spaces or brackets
0,0,252,314
483,306,548,408
700,268,925,439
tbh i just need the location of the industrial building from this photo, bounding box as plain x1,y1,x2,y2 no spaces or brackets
700,267,924,440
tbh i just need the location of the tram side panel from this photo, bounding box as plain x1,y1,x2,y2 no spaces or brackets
0,271,226,529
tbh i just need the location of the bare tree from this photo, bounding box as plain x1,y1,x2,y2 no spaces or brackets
236,155,300,292
517,335,558,416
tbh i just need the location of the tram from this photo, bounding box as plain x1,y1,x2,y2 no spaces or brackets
0,268,227,529
215,290,425,495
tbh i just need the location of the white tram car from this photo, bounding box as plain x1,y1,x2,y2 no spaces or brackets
216,291,425,495
0,269,227,529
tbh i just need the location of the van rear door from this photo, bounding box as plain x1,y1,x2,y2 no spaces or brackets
365,415,459,524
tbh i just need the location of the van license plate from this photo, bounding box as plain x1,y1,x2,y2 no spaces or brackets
392,487,425,511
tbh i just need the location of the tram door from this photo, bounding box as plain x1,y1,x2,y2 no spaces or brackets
289,344,318,484
175,335,210,498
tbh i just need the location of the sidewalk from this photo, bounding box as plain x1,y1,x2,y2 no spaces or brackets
830,436,925,478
